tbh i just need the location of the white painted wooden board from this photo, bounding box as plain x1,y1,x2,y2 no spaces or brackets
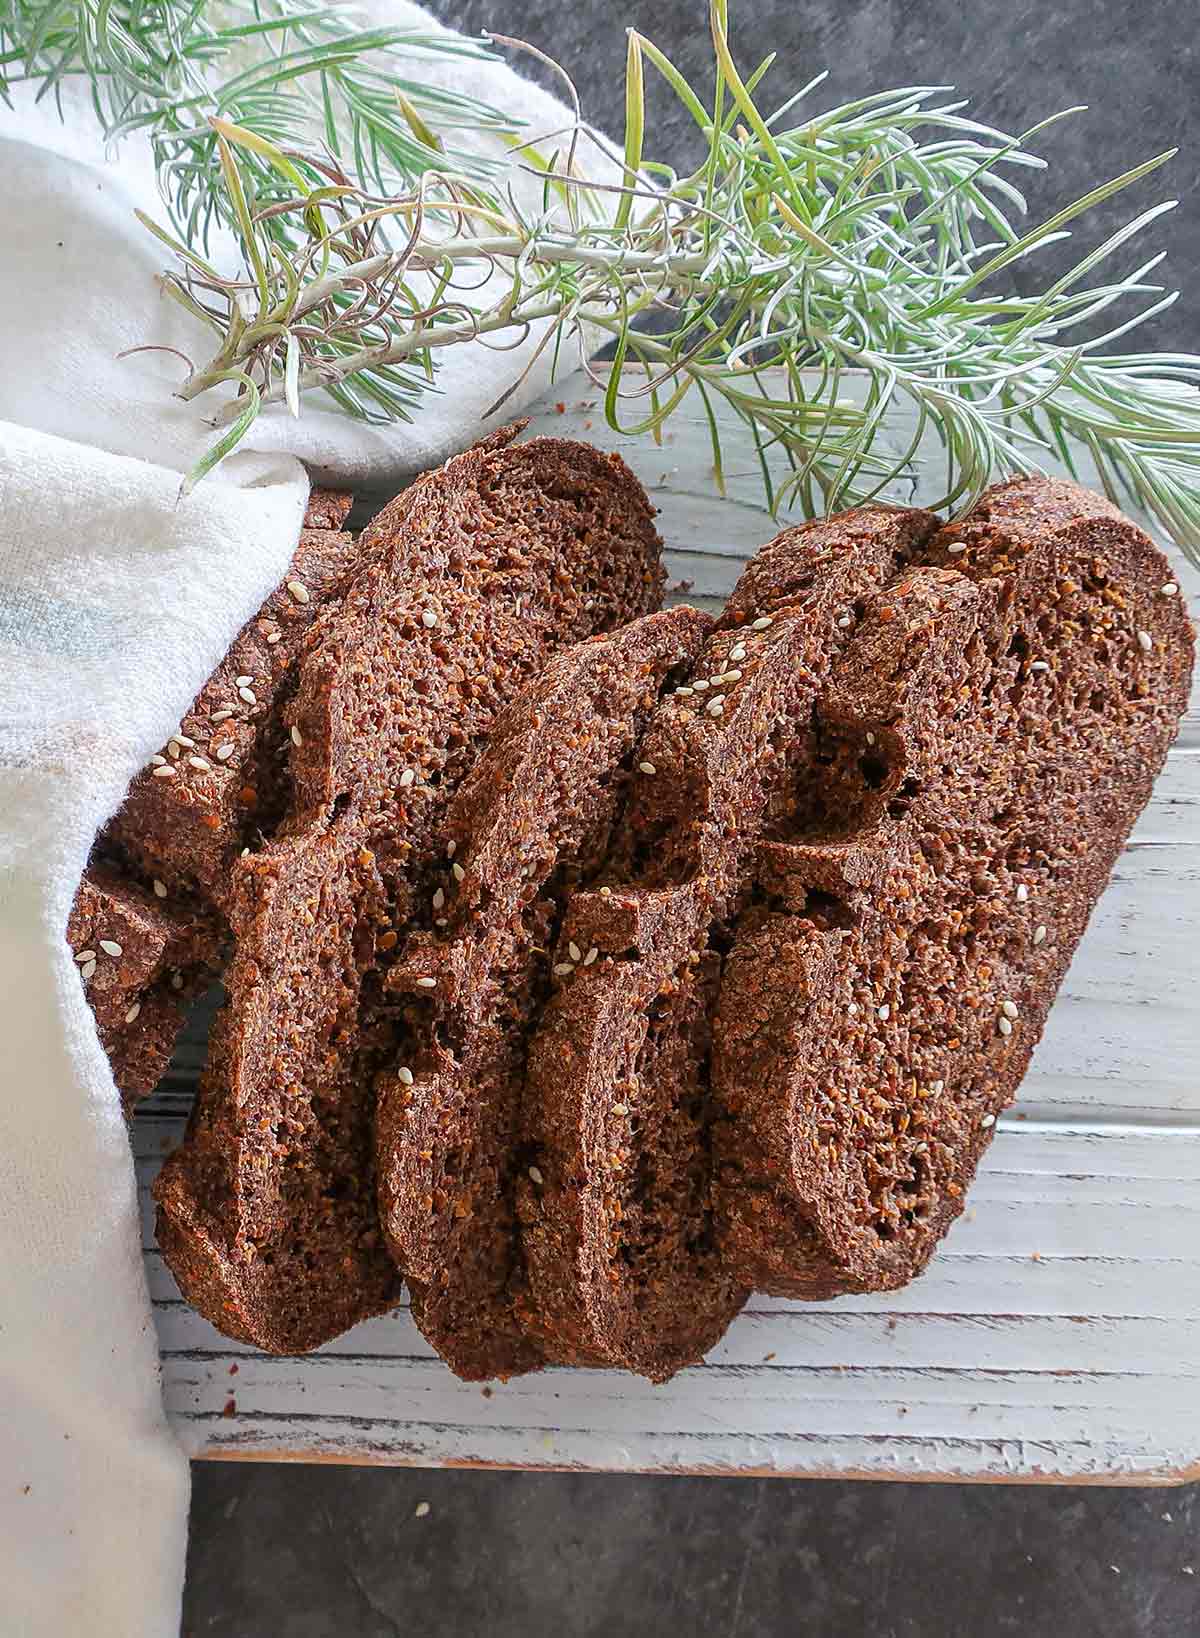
135,369,1200,1482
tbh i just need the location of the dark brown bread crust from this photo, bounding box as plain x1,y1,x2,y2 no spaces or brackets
519,505,941,1380
67,867,220,1108
714,477,1194,1296
376,605,711,1380
155,432,665,1353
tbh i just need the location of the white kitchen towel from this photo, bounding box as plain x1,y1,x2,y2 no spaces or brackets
0,9,609,1633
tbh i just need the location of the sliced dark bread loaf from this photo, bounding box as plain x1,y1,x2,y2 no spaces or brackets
105,490,359,903
154,430,665,1353
67,867,220,1107
518,505,940,1380
376,605,710,1379
715,476,1194,1297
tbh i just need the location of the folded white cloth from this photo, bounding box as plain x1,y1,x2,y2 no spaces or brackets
0,10,602,1632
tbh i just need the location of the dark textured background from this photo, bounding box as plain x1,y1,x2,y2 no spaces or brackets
186,4,1199,1633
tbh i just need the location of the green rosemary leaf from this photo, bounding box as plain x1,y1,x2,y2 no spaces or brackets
180,371,261,497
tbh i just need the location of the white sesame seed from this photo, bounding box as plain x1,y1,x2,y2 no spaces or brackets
167,741,181,759
416,976,437,989
125,1003,141,1025
528,1165,544,1185
435,917,447,928
287,580,310,604
446,841,456,859
432,888,445,910
80,960,96,981
707,696,725,717
876,1004,891,1021
639,761,657,775
583,947,599,967
553,962,575,977
188,755,211,772
1161,582,1179,597
399,768,415,789
751,616,773,631
947,542,967,555
837,613,853,629
1016,884,1029,902
997,1015,1013,1036
414,1502,431,1519
981,1112,996,1128
99,939,123,957
153,879,167,898
211,708,235,723
265,630,281,645
1030,660,1050,673
693,678,709,691
239,686,257,705
1033,924,1048,946
74,950,95,964
722,669,743,683
234,675,252,689
930,1079,945,1094
612,1102,629,1116
241,847,251,858
675,686,694,698
452,862,465,883
1137,629,1153,652
290,725,303,749
847,1001,859,1015
149,754,167,768
398,1067,414,1086
174,733,195,749
421,609,438,629
153,764,177,779
171,971,184,990
568,942,582,963
599,886,612,897
1002,999,1019,1020
214,742,235,762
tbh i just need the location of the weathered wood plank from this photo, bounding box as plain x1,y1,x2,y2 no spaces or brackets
143,367,1200,1481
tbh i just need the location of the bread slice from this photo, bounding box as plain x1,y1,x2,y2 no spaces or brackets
67,867,220,1107
105,491,359,902
154,431,666,1352
715,476,1194,1296
518,505,941,1380
70,490,354,1105
376,605,710,1379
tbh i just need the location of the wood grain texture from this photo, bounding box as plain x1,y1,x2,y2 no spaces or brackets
137,370,1200,1481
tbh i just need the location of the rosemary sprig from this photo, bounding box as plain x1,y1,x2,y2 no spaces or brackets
0,0,517,251
7,3,1200,558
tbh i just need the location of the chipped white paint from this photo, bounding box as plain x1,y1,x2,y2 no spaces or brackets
138,371,1200,1482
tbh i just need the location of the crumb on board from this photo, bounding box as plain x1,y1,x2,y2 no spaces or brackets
414,1501,431,1519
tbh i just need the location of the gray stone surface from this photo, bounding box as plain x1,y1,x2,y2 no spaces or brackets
187,1463,1199,1637
184,5,1200,1633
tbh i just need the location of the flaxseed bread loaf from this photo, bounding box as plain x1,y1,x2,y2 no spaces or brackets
154,431,666,1353
715,477,1194,1296
517,505,941,1380
376,604,711,1379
